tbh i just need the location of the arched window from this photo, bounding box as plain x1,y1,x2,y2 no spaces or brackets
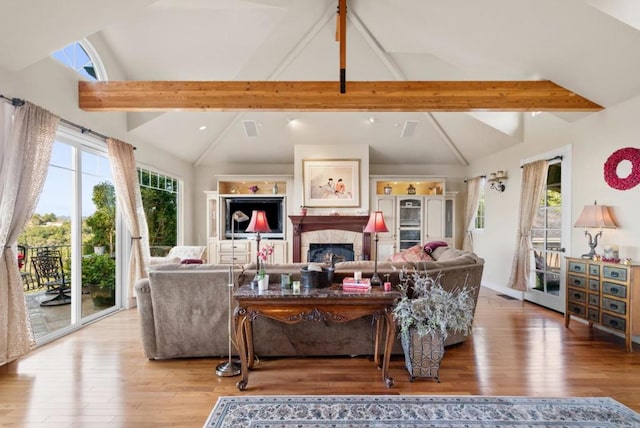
51,39,107,81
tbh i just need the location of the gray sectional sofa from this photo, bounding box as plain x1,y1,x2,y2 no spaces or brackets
134,247,484,360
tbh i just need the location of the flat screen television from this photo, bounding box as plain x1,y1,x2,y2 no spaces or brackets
225,196,285,240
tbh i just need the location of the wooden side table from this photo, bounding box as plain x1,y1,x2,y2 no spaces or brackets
233,284,401,390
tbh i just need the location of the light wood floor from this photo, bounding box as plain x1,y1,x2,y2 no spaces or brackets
1,287,639,427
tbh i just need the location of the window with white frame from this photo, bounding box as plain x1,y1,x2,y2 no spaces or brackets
51,39,107,81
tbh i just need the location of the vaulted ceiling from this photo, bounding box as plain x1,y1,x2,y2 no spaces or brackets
3,0,640,168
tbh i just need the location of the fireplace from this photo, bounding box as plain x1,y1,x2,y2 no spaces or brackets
289,215,371,263
308,243,355,263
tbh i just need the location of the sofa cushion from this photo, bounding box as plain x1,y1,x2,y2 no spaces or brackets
388,244,432,263
423,240,449,255
149,256,181,266
167,245,206,261
334,260,378,270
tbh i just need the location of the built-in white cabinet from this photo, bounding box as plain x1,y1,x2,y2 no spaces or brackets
444,192,457,247
205,191,219,263
424,196,445,243
374,195,397,261
205,176,292,265
370,176,447,258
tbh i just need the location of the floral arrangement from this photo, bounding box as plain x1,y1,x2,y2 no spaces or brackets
393,270,476,339
257,245,274,278
604,147,640,191
248,185,260,193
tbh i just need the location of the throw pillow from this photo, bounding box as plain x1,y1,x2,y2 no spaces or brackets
388,245,433,262
181,258,204,264
423,240,449,255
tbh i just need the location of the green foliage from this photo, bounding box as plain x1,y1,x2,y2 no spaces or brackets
19,221,71,248
393,270,476,339
82,254,115,289
141,185,177,247
85,182,116,249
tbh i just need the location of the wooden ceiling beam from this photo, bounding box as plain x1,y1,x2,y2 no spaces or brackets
78,80,603,112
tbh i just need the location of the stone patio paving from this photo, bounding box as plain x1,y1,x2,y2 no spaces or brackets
25,290,103,340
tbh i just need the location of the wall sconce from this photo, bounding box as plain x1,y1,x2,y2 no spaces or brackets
488,170,508,192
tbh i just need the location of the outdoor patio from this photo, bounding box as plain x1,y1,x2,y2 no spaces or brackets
24,290,99,340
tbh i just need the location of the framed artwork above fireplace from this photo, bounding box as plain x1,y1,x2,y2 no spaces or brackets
302,159,360,207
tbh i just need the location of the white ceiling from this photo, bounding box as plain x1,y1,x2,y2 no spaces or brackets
4,0,640,167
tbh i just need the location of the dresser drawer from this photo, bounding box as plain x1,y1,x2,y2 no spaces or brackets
567,303,586,318
587,308,600,323
218,240,250,252
602,297,626,315
603,266,628,282
589,264,600,276
218,253,250,264
568,261,587,274
588,294,599,307
568,289,586,303
603,281,627,299
567,275,586,289
602,314,626,332
588,279,600,292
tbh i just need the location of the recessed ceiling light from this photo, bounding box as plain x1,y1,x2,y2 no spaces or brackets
368,116,376,124
199,125,207,131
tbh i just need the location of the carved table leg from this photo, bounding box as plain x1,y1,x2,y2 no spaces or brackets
382,309,396,388
373,314,383,368
234,309,250,391
244,317,255,369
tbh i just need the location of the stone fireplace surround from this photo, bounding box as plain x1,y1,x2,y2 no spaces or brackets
289,215,371,263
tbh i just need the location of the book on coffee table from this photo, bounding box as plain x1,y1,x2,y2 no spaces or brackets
342,277,371,291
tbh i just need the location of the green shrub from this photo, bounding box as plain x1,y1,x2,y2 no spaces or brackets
82,254,115,289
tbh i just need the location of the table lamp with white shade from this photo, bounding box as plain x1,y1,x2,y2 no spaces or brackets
574,201,618,259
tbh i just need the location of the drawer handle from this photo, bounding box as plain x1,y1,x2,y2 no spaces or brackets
609,303,619,310
609,320,619,327
610,271,619,278
573,293,581,299
572,307,581,314
610,287,619,295
573,279,581,285
574,266,583,272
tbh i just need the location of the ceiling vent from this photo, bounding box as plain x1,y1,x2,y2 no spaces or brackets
401,120,418,137
242,120,259,137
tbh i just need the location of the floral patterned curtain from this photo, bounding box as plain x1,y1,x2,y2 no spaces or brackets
0,102,59,365
508,160,549,291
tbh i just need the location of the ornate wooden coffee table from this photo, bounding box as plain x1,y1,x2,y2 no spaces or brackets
233,284,401,391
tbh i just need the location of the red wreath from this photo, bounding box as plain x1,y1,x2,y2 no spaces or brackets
604,147,640,191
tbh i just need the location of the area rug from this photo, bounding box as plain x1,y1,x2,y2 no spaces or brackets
203,395,640,427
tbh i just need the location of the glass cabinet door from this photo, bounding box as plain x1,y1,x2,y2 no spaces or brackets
398,198,422,249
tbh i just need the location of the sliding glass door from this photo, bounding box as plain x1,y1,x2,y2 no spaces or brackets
19,129,119,343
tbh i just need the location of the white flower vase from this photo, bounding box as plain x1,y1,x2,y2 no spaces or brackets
258,275,269,291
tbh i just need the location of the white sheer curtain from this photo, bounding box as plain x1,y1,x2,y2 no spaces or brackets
0,102,60,365
508,160,549,291
106,138,150,308
462,176,483,252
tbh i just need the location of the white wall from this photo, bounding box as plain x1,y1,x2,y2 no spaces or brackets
469,97,640,295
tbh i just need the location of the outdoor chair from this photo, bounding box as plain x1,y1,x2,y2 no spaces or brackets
17,245,36,291
31,251,71,306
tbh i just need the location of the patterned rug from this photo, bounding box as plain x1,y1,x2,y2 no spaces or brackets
203,395,640,427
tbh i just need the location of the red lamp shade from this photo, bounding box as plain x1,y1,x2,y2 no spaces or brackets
364,211,389,233
245,210,272,233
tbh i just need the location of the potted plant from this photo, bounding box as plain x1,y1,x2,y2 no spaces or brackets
392,270,476,382
82,253,116,307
